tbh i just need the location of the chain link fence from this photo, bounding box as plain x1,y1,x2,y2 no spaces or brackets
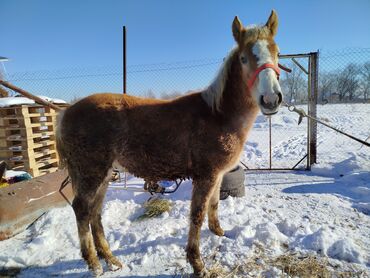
4,59,224,101
316,48,370,169
245,55,310,170
1,48,369,169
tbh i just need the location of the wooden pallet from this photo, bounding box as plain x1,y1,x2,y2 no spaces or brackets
0,104,64,177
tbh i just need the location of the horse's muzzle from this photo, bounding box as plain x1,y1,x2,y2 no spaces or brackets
260,92,283,115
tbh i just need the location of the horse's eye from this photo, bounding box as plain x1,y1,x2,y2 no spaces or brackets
241,56,247,64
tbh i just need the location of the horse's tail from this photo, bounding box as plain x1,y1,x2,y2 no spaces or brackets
56,109,68,169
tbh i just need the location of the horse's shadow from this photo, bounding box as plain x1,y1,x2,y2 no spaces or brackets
113,235,186,257
282,171,370,215
3,257,185,277
0,259,89,278
5,233,189,277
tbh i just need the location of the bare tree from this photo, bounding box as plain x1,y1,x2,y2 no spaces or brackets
280,62,307,104
336,63,360,101
359,62,370,101
319,72,336,103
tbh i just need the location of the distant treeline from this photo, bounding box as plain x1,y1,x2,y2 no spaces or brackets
280,61,370,104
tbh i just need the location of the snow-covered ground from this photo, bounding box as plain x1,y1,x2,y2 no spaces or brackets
0,103,369,277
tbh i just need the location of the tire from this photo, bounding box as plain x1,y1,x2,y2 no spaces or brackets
220,165,245,200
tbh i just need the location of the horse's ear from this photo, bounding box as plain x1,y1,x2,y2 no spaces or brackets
265,10,278,37
232,16,243,43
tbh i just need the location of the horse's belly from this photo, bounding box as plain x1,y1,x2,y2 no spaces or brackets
116,142,189,180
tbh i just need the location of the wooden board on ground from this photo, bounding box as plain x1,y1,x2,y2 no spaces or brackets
0,169,73,240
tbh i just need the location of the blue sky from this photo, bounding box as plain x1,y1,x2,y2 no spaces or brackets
0,0,370,99
1,0,370,72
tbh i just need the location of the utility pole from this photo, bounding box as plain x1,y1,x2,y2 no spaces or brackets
123,26,127,94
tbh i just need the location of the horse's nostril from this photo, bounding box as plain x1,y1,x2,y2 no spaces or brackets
260,95,274,110
277,92,283,105
260,95,266,105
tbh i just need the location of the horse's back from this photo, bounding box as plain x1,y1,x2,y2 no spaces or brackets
61,92,166,129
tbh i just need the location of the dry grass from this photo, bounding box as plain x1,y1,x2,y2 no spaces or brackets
171,251,368,278
136,197,171,221
271,253,331,278
172,242,368,278
236,248,367,278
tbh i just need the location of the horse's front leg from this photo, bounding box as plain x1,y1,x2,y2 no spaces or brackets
186,175,219,277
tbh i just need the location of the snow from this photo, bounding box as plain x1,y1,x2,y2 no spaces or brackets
0,97,34,107
0,96,67,107
0,103,369,277
4,170,29,179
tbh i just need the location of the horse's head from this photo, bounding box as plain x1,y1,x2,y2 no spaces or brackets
232,10,282,115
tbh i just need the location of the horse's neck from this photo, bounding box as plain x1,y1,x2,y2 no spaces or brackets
220,56,259,131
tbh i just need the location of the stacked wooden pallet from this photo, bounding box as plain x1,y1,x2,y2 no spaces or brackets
0,105,63,177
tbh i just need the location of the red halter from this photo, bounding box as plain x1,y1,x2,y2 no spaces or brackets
247,63,281,90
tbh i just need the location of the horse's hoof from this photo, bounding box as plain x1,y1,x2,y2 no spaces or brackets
194,268,210,278
106,256,123,271
209,225,224,237
90,262,104,276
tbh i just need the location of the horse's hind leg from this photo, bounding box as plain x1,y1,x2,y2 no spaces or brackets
90,175,122,271
70,167,112,275
72,190,102,275
207,177,224,236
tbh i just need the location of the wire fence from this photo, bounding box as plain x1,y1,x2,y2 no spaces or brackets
4,59,224,102
315,48,370,168
4,48,370,103
1,48,369,169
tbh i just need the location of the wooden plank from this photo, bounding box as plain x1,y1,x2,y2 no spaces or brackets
32,166,59,177
0,170,71,240
0,81,65,111
5,158,59,177
0,129,54,141
0,140,56,152
1,132,54,142
1,112,57,120
0,118,56,129
7,165,25,171
24,157,58,169
0,149,56,161
27,139,56,150
0,123,53,131
1,105,57,116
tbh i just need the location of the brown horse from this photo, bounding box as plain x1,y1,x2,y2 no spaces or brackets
57,10,282,277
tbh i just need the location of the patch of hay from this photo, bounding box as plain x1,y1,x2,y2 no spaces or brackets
208,261,229,278
170,246,234,278
272,253,331,278
136,198,171,221
171,262,231,278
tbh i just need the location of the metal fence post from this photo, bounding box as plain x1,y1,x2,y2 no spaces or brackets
308,51,319,168
123,26,127,94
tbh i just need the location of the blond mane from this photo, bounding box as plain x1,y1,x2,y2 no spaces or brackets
201,47,238,112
